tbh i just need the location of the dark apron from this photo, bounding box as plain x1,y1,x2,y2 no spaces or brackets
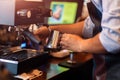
87,1,120,80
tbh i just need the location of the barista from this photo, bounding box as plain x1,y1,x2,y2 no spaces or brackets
34,0,120,80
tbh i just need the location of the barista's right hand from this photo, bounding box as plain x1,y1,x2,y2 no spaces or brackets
33,26,50,39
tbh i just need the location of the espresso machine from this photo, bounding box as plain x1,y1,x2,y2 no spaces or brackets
0,0,51,74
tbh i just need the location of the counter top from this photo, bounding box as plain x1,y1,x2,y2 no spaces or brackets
15,52,93,80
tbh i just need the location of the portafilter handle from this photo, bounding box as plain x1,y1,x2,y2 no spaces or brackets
21,29,42,45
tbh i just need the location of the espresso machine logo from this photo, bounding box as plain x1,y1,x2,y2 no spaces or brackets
17,9,32,18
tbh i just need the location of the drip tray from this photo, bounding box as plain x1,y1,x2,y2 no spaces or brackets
0,49,50,74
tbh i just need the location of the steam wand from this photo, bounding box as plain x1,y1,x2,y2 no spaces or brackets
67,51,76,64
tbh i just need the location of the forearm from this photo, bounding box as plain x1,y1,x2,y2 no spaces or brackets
80,33,107,54
49,21,84,36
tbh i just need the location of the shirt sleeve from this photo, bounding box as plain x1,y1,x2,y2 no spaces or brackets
82,16,95,38
99,0,120,54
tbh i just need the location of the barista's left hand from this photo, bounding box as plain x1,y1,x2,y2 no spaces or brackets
60,33,83,52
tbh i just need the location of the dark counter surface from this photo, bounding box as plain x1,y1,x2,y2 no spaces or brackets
42,53,93,80
14,52,93,80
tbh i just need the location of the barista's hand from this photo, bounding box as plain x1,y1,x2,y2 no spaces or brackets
33,26,50,39
60,33,83,52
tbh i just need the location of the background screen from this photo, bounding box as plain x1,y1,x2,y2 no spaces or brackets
44,0,83,25
48,1,78,24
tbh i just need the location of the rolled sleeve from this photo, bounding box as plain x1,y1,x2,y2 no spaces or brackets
82,17,95,38
99,0,120,54
100,29,120,54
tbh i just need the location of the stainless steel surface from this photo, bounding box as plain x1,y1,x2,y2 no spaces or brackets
46,30,61,50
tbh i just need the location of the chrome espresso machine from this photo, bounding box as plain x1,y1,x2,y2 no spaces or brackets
0,0,51,75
